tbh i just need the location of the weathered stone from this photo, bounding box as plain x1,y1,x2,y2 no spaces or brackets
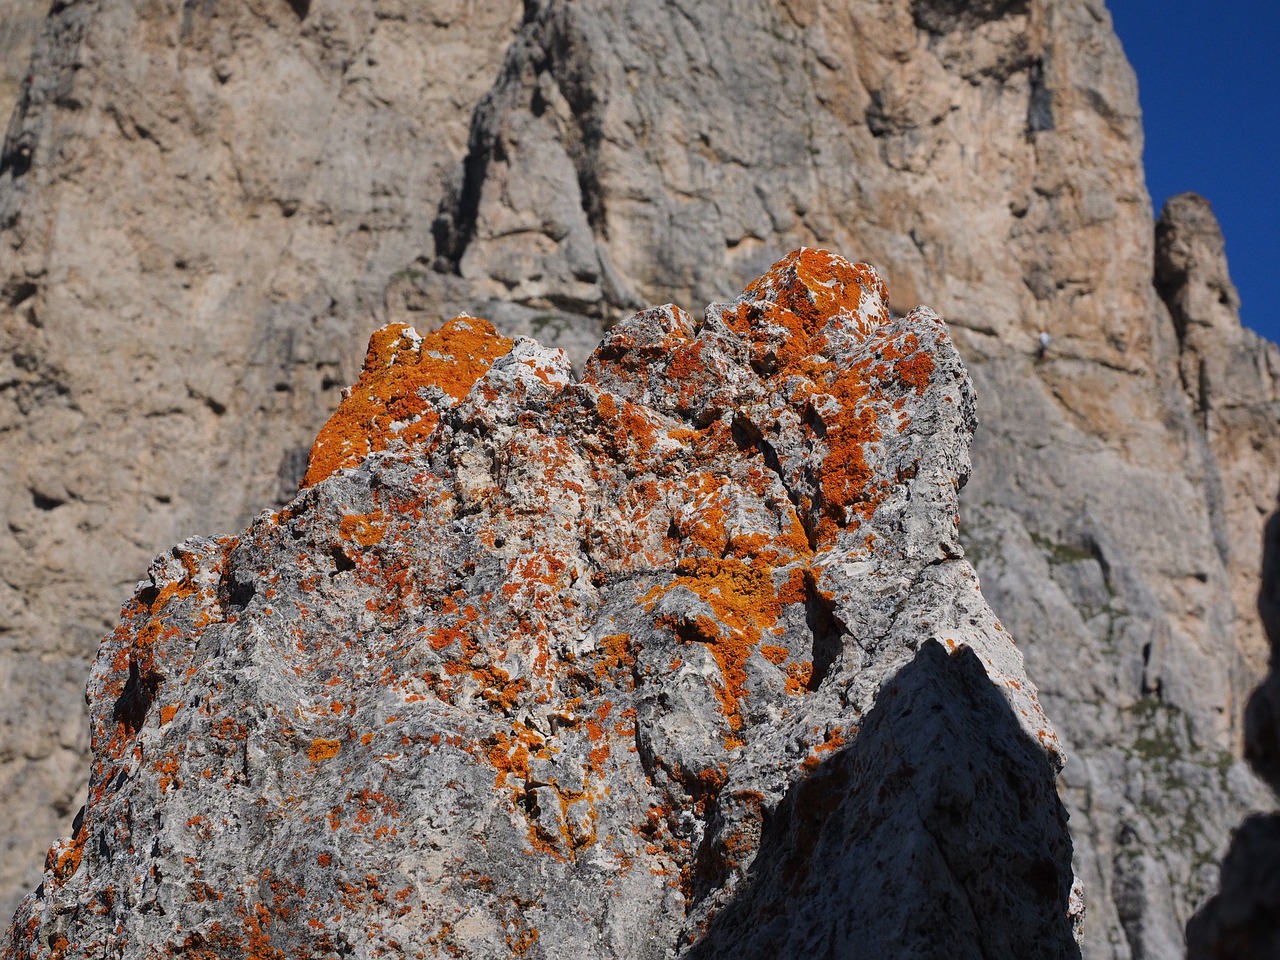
1186,501,1280,958
0,0,1276,953
1155,193,1280,685
0,2,40,122
1,251,1080,958
0,0,530,913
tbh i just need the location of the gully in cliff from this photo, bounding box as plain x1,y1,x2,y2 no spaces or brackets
4,250,1081,960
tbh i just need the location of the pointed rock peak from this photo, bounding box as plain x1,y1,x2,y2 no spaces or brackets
740,247,891,342
1155,191,1242,338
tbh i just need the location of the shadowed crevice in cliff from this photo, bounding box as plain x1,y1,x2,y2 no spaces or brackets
429,0,637,316
1243,502,1280,792
432,2,606,262
685,641,1080,960
911,0,1028,34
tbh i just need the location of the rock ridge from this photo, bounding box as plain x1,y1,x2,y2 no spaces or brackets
2,250,1080,959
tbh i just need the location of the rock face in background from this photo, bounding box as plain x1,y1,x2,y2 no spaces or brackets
0,0,1276,954
1186,502,1280,957
2,252,1083,958
1155,193,1280,685
0,0,40,119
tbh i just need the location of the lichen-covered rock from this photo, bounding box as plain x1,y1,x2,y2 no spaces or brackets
2,0,1272,950
1,250,1080,959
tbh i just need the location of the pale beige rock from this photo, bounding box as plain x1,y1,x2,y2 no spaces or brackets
1186,503,1280,958
1155,192,1280,682
0,0,1276,955
0,1,40,121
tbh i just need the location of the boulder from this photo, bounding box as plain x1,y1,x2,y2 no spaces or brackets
2,250,1080,959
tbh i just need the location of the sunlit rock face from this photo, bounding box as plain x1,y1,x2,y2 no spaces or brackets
1,0,1277,951
1187,502,1280,960
2,251,1079,960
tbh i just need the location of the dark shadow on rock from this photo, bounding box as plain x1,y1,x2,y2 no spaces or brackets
686,640,1080,960
1187,813,1280,958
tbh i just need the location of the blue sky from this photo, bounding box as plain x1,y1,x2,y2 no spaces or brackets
1109,3,1280,345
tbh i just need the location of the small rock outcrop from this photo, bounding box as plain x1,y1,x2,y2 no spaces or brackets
2,250,1080,959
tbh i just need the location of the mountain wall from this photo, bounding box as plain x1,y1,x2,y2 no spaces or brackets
0,0,39,120
1186,500,1280,957
0,0,1276,955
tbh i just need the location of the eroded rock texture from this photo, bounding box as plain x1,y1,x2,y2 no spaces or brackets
2,251,1081,958
1186,502,1280,958
1155,193,1280,686
0,1,40,120
0,0,534,911
0,0,1277,953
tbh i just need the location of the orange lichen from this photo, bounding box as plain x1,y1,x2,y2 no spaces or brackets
875,331,936,396
734,247,890,374
301,317,514,487
155,753,182,793
506,921,540,958
778,567,809,606
308,738,342,763
656,556,785,733
759,645,790,666
594,634,635,684
800,728,848,774
784,661,814,695
45,820,87,887
338,511,388,547
710,249,916,546
743,247,888,337
481,724,545,789
475,664,528,712
813,367,880,542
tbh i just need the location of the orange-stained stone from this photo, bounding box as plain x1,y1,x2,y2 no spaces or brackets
741,246,890,344
301,317,515,488
307,738,342,763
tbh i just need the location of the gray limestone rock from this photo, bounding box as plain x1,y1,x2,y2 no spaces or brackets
1186,502,1280,958
0,1,40,122
1,251,1080,958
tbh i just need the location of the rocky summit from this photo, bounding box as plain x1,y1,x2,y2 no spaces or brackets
2,251,1080,959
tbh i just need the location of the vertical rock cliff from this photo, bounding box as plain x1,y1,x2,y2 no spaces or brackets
0,0,1275,955
3,251,1083,958
1186,499,1280,957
